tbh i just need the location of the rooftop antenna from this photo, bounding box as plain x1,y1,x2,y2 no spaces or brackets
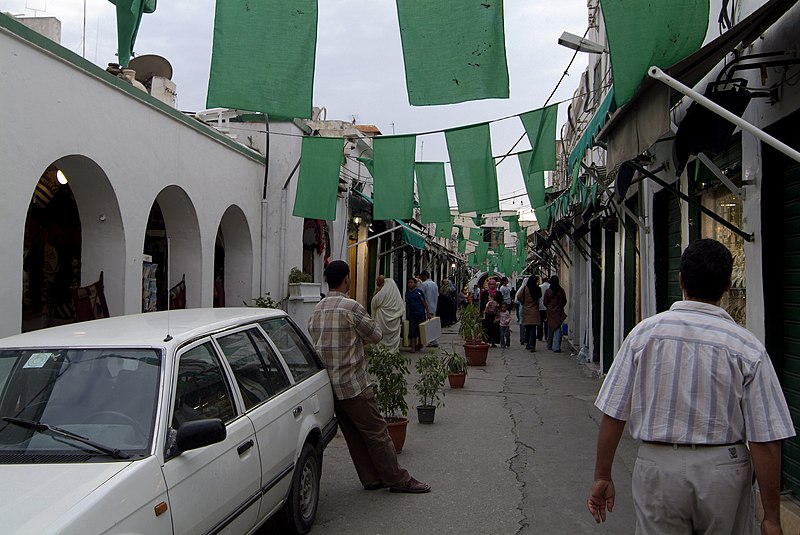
164,236,173,342
82,0,86,58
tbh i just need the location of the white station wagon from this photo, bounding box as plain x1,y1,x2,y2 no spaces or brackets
0,308,337,535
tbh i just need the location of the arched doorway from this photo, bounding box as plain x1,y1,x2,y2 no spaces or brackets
142,187,201,311
22,165,81,331
215,205,253,308
22,156,124,332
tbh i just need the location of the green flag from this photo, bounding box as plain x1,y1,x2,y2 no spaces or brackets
518,151,547,209
503,215,521,234
109,0,156,68
472,215,486,227
395,0,509,106
535,205,551,230
416,162,451,224
207,0,317,119
502,249,513,275
293,137,342,220
445,123,500,214
468,253,478,268
458,236,467,254
476,242,489,264
469,227,484,242
357,156,374,176
435,218,454,239
373,135,416,220
600,0,708,106
519,104,558,174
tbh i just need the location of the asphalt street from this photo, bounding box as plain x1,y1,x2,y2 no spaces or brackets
267,320,638,534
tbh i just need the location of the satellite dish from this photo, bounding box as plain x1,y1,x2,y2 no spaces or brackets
128,54,173,83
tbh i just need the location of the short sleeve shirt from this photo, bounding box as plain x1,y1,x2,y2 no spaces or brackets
595,301,795,444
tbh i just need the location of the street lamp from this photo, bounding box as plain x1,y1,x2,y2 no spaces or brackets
353,216,362,225
557,32,607,54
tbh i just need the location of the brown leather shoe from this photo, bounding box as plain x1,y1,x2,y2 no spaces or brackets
363,481,385,491
389,477,431,494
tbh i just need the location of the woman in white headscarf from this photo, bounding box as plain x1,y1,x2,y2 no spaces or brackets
371,275,405,351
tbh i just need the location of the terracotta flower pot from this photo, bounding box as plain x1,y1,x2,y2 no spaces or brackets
463,342,489,366
385,416,408,453
416,405,436,424
448,372,466,388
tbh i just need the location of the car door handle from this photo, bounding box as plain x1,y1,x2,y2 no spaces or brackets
237,439,254,456
293,406,303,418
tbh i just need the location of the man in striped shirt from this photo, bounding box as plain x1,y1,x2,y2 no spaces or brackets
588,239,794,534
308,260,430,494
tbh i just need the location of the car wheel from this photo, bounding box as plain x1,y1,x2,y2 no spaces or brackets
279,442,320,535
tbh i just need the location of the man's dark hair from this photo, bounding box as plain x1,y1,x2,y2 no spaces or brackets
420,270,430,279
324,260,350,289
680,239,733,302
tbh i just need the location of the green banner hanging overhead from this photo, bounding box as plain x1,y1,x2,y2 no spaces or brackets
415,162,451,224
476,241,489,264
503,215,521,234
519,104,558,174
207,0,317,119
518,151,547,209
458,236,467,254
535,205,551,230
395,0,509,106
445,123,500,214
468,253,478,268
469,227,484,242
502,249,514,275
109,0,156,68
600,0,708,106
293,137,342,220
373,135,417,220
435,218,454,239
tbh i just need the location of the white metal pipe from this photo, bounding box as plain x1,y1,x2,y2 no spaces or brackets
648,66,800,165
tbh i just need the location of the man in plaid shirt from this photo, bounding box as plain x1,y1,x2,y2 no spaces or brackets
309,260,430,494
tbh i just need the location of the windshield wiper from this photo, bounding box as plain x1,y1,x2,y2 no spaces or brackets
2,417,130,460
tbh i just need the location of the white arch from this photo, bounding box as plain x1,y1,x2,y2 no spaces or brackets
218,205,253,307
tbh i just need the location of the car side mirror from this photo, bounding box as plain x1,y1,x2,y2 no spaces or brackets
175,419,226,453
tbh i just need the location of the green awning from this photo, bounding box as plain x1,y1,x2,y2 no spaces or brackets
397,220,427,250
568,88,616,174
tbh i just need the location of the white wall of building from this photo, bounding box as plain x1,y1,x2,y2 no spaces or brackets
1,16,269,337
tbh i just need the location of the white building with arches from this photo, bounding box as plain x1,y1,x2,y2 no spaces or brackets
0,13,318,338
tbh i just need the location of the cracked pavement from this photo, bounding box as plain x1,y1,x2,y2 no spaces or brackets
286,322,637,535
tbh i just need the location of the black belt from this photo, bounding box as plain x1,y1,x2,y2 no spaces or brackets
642,440,742,449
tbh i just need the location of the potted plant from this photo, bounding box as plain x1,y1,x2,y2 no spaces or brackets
366,344,410,453
287,267,320,299
441,348,468,389
458,304,489,366
413,353,447,424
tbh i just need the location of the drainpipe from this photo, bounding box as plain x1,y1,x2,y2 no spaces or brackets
280,160,302,308
260,115,271,299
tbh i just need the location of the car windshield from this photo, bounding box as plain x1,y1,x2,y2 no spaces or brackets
0,348,161,462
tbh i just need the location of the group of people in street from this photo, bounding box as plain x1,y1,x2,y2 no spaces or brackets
305,237,792,534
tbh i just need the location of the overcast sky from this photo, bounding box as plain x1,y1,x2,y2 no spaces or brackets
2,0,590,215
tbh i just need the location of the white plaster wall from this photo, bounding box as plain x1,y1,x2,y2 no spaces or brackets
0,24,265,336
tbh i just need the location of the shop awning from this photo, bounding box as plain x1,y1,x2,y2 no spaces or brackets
568,88,616,175
597,0,798,175
396,220,427,250
351,190,427,250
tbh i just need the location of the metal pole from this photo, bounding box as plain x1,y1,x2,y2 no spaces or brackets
648,66,800,164
629,161,754,242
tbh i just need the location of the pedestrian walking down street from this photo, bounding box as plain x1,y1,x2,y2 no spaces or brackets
538,276,550,341
483,294,501,347
543,275,567,352
497,302,512,348
515,276,529,345
419,270,439,347
308,261,430,494
521,276,542,352
499,277,512,307
405,278,428,352
587,239,794,533
370,275,404,352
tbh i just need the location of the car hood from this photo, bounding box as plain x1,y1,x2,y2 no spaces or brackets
0,462,130,533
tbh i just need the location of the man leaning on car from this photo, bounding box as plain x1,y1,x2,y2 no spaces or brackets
308,260,430,494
